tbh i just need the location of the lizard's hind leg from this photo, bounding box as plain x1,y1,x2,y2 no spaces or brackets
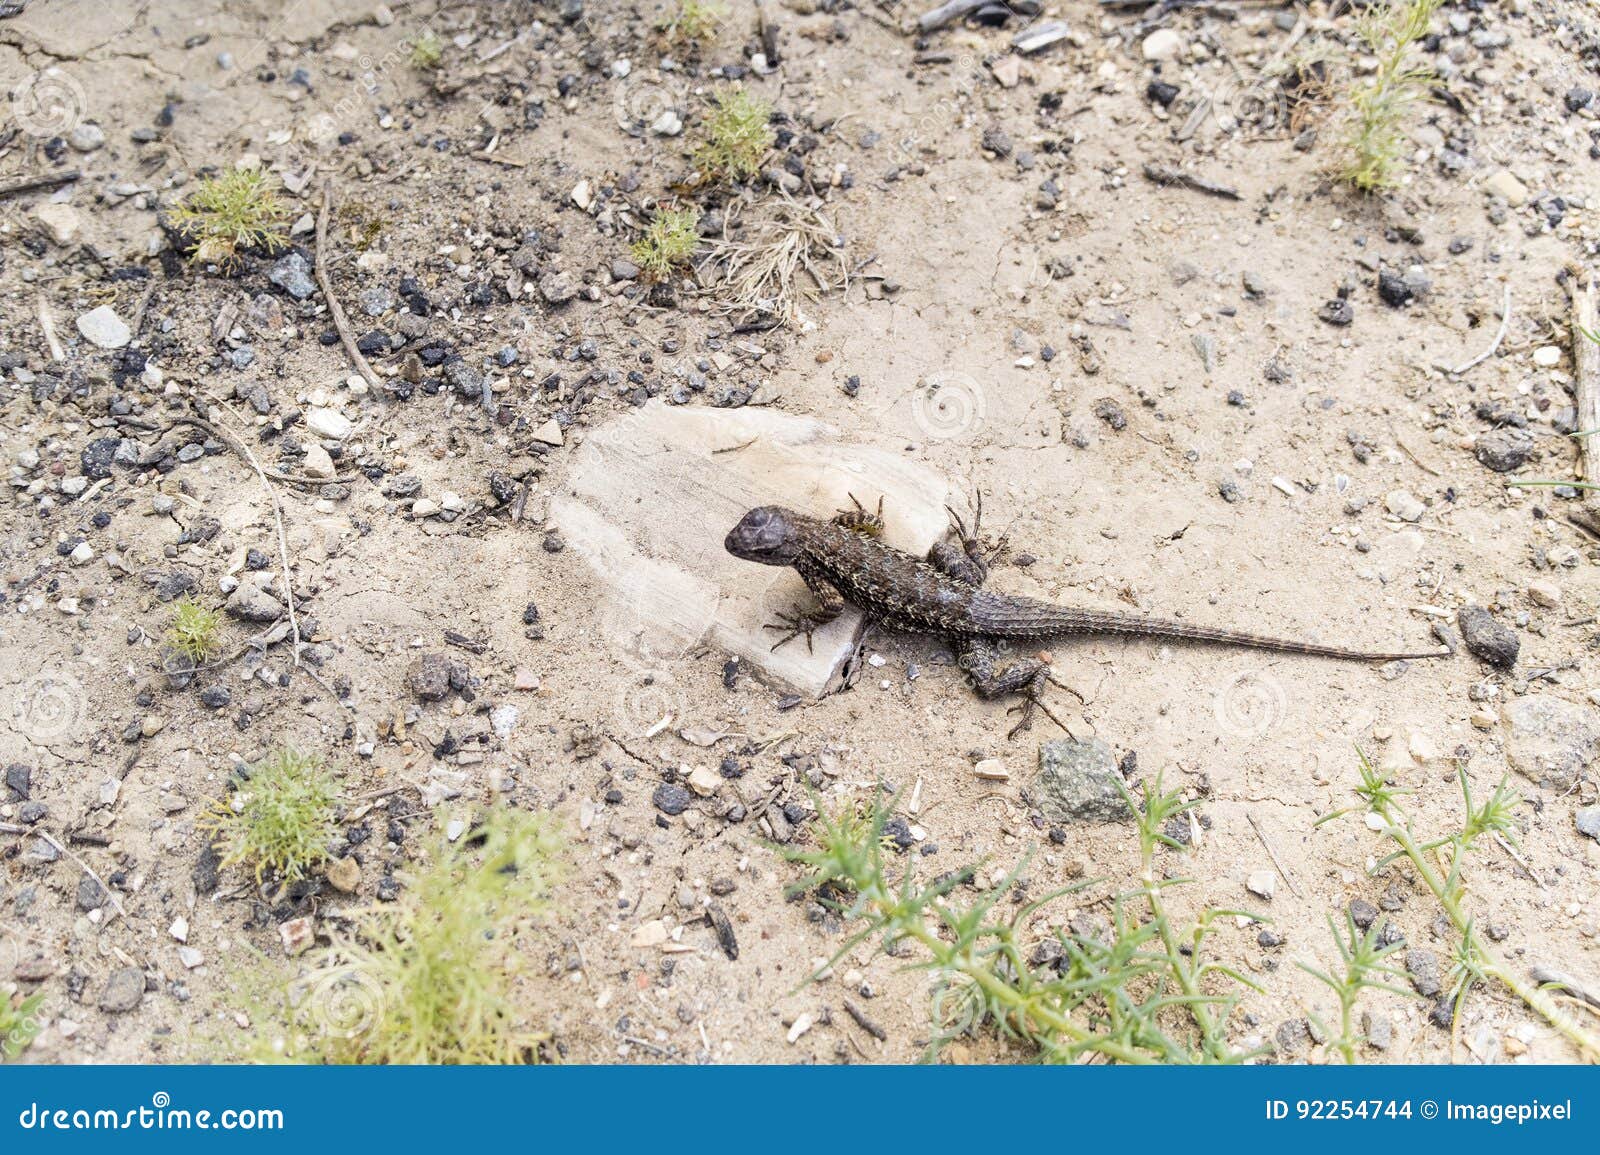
935,493,1010,586
832,493,885,537
955,637,1071,739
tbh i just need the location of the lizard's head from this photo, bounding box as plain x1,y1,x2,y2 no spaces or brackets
725,506,802,565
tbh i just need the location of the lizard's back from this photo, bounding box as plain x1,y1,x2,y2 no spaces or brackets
796,518,980,634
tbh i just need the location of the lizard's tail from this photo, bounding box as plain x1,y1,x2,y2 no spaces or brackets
968,594,1450,661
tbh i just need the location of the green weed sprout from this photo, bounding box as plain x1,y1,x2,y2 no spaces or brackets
205,749,339,886
1299,915,1417,1063
164,595,223,664
1,989,44,1062
695,87,774,182
662,0,727,43
783,774,1261,1064
170,169,291,265
409,31,444,70
1318,751,1600,1060
630,207,701,280
1337,0,1442,192
261,809,566,1064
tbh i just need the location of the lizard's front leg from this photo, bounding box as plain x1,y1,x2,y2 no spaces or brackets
831,492,885,538
955,636,1069,739
764,567,846,654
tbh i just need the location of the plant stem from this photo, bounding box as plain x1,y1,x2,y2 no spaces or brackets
1374,805,1600,1058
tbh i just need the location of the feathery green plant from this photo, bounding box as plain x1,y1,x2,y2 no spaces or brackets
1,989,44,1062
1299,914,1417,1063
1337,0,1442,192
783,774,1261,1063
695,87,774,181
170,169,290,265
257,809,566,1064
662,0,727,43
409,31,444,70
630,207,701,280
205,748,339,886
164,595,223,663
1317,751,1600,1060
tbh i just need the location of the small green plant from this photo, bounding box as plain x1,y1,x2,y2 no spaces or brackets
695,86,774,182
164,595,223,664
630,207,701,280
1337,0,1442,192
1,988,44,1062
1318,752,1600,1060
409,31,444,70
661,0,727,43
784,774,1261,1063
257,809,565,1064
1299,915,1417,1063
205,748,339,887
170,169,291,265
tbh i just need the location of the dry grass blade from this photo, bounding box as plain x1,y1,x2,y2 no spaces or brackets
699,195,849,329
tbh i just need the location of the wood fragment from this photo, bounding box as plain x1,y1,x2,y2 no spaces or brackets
1245,812,1303,898
315,181,387,394
0,169,80,199
1142,163,1241,200
1450,283,1511,376
1573,281,1599,492
843,998,888,1041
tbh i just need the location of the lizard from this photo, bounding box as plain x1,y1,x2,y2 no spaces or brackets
724,497,1450,737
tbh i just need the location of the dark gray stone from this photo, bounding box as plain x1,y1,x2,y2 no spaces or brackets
1458,605,1519,668
652,783,692,816
1406,948,1441,998
1032,739,1132,823
1474,428,1533,473
97,966,146,1013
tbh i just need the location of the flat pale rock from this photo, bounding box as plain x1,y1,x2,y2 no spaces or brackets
76,305,130,349
551,402,954,700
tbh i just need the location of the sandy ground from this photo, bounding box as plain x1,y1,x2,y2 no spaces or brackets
1,0,1598,1064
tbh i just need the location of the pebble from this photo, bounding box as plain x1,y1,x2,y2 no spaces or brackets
1504,695,1600,791
278,916,315,956
97,967,146,1013
652,782,692,815
1528,580,1561,608
1406,948,1442,997
75,305,132,349
267,252,317,299
1474,428,1533,472
1141,28,1183,61
1532,346,1561,368
177,946,205,970
1032,739,1132,823
304,407,353,440
1484,169,1529,207
35,202,81,245
1245,870,1276,901
1384,489,1425,522
1457,605,1519,668
301,444,336,479
972,758,1009,781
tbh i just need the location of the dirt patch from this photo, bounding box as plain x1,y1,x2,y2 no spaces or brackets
1,0,1598,1064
